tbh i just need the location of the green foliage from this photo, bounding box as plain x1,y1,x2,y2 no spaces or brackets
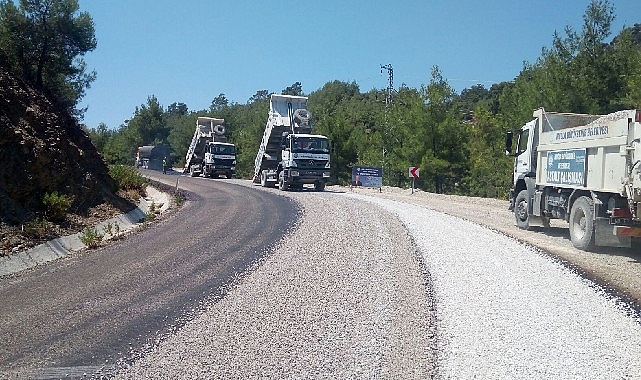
282,82,303,96
0,0,96,115
167,113,198,167
42,191,72,222
460,107,512,198
210,93,229,112
224,98,270,177
144,202,156,222
109,165,146,193
22,218,53,239
79,226,103,248
87,123,113,152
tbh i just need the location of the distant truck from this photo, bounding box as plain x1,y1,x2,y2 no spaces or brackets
183,117,236,178
505,108,641,250
135,144,171,171
252,94,330,191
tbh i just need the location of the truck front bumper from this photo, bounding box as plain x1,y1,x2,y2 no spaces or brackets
286,169,330,184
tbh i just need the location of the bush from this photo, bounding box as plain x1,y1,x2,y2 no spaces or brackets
79,226,103,248
42,192,73,222
109,165,147,193
22,218,54,239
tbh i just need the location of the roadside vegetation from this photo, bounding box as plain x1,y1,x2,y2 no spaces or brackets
108,165,147,201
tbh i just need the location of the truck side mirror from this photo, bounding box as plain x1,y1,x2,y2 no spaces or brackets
505,131,513,156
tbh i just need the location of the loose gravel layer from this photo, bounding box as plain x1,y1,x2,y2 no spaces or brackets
115,181,641,379
116,191,436,379
353,194,641,379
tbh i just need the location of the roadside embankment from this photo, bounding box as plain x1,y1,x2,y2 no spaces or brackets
0,187,172,277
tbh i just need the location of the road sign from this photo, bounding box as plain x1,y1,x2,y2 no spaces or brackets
352,166,383,188
409,166,420,178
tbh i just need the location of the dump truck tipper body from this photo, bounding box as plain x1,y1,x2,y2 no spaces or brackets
183,117,236,178
252,94,330,191
506,108,641,249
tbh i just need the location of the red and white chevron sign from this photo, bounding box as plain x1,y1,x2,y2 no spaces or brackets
409,166,420,178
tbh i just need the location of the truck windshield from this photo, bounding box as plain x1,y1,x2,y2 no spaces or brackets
291,137,329,154
210,144,236,155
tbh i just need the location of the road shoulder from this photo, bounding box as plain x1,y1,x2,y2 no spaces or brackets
0,186,172,277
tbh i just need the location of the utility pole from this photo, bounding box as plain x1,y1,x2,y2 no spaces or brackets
380,64,393,186
380,64,393,106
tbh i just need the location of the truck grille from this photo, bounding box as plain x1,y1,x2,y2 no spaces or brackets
295,159,327,169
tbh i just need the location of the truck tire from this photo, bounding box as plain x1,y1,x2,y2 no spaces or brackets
514,190,531,230
569,196,595,250
278,174,288,191
260,171,268,187
189,166,196,177
314,181,325,192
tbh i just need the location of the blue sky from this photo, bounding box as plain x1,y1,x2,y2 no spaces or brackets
79,1,639,129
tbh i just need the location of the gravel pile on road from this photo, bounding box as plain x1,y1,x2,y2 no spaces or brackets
115,189,436,379
352,194,641,379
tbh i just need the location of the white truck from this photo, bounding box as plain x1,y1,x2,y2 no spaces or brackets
183,117,236,178
252,94,331,191
506,108,641,250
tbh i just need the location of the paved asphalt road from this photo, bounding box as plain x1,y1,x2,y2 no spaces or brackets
0,171,297,377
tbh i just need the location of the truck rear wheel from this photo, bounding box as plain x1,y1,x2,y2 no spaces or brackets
569,196,595,250
514,190,531,230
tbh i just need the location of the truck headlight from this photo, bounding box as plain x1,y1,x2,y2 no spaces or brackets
291,170,300,177
325,161,331,168
323,172,331,178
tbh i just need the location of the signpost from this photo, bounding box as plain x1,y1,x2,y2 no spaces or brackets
352,166,383,189
409,166,419,194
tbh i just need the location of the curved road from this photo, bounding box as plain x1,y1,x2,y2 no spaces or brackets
0,172,297,377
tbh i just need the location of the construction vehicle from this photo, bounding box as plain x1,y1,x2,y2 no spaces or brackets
135,144,171,171
252,94,330,191
505,108,641,250
183,117,236,178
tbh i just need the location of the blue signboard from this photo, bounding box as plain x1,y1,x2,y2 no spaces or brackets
546,149,586,186
352,166,383,188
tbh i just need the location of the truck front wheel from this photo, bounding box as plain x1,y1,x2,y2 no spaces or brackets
569,196,594,250
278,174,288,191
260,171,267,187
514,190,531,230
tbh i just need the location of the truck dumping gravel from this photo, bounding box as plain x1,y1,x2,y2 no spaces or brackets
116,185,641,378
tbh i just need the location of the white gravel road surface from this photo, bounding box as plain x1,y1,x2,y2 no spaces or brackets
355,194,641,379
116,185,641,379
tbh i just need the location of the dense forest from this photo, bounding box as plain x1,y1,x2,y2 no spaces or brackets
2,0,640,198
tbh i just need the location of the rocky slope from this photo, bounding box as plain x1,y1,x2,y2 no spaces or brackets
0,68,133,254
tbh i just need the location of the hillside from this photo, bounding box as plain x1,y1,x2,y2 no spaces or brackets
0,68,134,254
